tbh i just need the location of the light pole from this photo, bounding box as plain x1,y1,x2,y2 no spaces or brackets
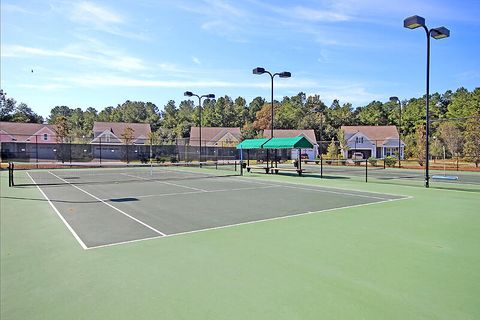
404,15,450,188
0,90,5,163
389,96,402,167
184,91,215,163
252,68,291,139
253,67,291,168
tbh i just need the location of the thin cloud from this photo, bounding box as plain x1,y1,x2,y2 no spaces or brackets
290,6,350,22
2,43,146,72
71,1,124,25
192,56,201,65
1,3,32,14
2,45,88,60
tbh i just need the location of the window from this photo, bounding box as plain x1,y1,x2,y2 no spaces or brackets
43,133,48,141
355,137,364,144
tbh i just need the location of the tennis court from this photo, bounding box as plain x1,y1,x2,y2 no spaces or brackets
8,162,407,249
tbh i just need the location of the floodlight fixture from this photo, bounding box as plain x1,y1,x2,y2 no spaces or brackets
279,72,291,78
184,91,193,97
431,27,450,39
252,67,266,75
404,15,425,29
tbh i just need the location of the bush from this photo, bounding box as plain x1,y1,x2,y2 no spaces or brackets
368,157,377,166
384,156,397,167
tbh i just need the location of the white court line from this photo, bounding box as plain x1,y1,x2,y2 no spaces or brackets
86,194,412,250
48,171,167,236
26,172,88,250
219,177,396,201
228,175,413,199
102,184,280,201
121,173,208,192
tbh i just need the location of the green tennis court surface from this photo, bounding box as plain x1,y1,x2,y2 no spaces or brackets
10,165,405,249
1,168,479,319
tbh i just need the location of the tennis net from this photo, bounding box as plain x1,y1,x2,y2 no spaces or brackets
8,161,242,187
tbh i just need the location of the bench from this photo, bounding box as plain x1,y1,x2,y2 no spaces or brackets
246,166,271,173
270,167,305,176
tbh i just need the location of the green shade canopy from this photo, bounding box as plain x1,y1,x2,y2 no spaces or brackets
236,138,270,149
263,136,313,149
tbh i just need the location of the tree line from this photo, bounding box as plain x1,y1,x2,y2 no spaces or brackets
1,87,479,164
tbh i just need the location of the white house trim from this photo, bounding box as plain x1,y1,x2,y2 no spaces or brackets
91,129,122,144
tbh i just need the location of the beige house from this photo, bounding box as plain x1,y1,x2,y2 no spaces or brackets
91,122,151,145
341,126,405,159
189,127,242,147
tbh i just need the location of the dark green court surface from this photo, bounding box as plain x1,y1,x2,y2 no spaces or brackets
21,168,406,249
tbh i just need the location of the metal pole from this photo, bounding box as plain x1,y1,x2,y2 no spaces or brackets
320,113,323,178
198,95,202,165
100,137,102,164
35,135,39,168
398,100,402,167
365,158,368,183
425,27,431,188
270,74,274,139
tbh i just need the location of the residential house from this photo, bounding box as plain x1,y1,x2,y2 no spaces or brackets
91,122,151,145
0,122,59,161
340,126,405,159
189,127,242,147
0,121,56,143
263,129,318,160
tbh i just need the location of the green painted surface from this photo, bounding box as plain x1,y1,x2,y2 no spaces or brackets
1,170,479,319
263,136,313,149
236,138,270,149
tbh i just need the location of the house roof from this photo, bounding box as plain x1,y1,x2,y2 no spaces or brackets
262,129,317,145
341,126,399,144
0,121,55,141
189,127,242,146
263,137,313,149
93,122,151,139
236,138,270,149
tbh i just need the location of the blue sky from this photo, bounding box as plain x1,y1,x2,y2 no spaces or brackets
1,0,479,117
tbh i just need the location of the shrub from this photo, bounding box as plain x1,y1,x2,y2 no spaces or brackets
384,156,397,167
368,157,377,166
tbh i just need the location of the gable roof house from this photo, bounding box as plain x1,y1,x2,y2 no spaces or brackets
340,125,405,159
0,122,56,144
189,127,242,147
262,129,318,160
91,122,151,145
262,129,317,146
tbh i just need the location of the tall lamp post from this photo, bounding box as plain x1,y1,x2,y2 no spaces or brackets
184,91,215,163
0,90,6,163
252,67,291,168
404,15,450,188
389,96,402,167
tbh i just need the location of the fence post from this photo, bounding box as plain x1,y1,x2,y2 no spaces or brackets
35,135,39,167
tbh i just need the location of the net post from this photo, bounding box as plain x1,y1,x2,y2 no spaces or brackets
365,159,368,183
8,162,13,187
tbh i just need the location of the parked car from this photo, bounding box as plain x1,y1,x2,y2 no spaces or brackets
352,152,364,160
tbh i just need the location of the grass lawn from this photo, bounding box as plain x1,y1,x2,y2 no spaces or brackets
1,170,479,319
